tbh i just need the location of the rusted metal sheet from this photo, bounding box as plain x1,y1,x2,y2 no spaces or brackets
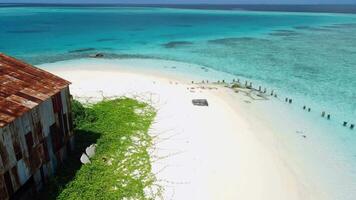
0,58,74,199
52,93,63,114
4,171,14,197
33,168,43,191
16,159,29,186
0,135,9,172
0,173,9,200
38,99,55,138
0,126,17,170
11,165,21,191
0,53,71,128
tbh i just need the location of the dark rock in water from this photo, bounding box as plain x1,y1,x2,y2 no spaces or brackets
163,41,193,48
89,53,104,58
69,48,96,53
192,99,209,106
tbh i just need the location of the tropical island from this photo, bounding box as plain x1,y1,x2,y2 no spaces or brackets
1,2,356,200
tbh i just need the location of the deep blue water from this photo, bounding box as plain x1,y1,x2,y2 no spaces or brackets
2,4,356,14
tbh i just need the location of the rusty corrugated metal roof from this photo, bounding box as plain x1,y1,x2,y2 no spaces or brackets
0,53,70,128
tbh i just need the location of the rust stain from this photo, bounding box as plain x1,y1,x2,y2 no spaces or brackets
22,156,31,174
9,124,23,161
29,145,43,173
31,108,44,144
0,53,71,128
37,143,45,164
35,121,43,143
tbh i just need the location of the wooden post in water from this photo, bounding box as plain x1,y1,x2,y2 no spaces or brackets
289,99,292,104
285,98,288,102
263,88,266,93
245,81,247,87
308,108,311,112
350,124,354,130
343,121,348,126
271,90,274,96
321,111,325,117
249,82,252,88
303,105,306,110
222,80,225,83
259,86,261,91
274,94,277,98
327,114,330,120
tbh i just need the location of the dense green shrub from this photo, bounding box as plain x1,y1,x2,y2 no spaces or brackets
42,98,161,200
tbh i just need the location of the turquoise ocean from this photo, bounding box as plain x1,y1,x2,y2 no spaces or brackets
0,5,356,198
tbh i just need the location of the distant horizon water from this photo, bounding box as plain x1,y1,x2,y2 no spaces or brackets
1,5,356,199
2,3,356,14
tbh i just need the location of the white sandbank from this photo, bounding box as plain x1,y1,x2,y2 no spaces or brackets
40,58,327,200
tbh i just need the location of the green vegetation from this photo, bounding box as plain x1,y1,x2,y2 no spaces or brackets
41,98,162,200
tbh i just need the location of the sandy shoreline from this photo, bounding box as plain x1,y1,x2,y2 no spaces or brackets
41,58,325,200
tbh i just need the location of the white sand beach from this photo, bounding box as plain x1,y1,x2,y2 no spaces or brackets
41,58,327,200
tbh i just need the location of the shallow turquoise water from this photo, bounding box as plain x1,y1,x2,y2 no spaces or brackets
0,7,355,122
1,6,356,198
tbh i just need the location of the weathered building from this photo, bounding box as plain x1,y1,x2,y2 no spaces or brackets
0,53,74,199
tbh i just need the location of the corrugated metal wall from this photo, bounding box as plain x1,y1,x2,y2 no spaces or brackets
0,87,74,200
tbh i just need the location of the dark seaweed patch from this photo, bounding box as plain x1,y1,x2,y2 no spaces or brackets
294,26,332,32
332,23,356,28
306,27,331,32
68,48,96,53
322,25,340,29
174,24,193,28
7,29,48,34
208,37,269,46
294,26,310,30
26,52,158,65
163,41,193,48
96,38,118,42
269,30,300,36
130,28,145,31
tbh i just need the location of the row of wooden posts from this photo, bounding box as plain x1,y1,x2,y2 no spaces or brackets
193,78,354,131
286,97,354,130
